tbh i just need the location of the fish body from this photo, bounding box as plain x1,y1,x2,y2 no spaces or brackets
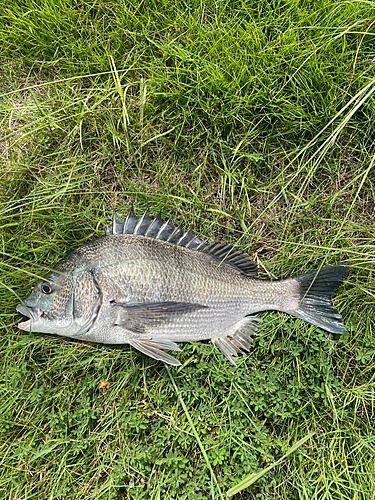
16,208,349,366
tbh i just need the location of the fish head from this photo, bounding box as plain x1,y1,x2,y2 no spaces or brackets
16,253,100,338
16,268,76,334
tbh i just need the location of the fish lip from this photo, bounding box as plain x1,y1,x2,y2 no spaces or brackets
16,304,42,330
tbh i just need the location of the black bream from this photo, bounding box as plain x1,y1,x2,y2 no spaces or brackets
16,207,349,366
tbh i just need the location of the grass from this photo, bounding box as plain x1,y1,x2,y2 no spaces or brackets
1,0,375,498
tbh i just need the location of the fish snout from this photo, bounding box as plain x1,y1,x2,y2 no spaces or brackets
16,304,42,330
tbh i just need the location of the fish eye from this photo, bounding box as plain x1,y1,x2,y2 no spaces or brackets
41,283,53,294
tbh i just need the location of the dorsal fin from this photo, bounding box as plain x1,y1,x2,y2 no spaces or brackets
105,207,258,276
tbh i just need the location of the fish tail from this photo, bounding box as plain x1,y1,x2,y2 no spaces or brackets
289,264,349,334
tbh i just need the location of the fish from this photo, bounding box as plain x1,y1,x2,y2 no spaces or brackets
16,207,349,366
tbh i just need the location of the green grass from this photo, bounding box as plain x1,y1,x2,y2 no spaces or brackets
1,0,375,498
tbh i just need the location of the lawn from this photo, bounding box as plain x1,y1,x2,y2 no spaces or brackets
1,0,375,498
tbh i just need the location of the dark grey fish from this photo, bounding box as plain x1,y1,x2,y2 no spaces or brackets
16,207,349,366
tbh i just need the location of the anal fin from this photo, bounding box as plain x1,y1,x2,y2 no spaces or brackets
212,316,261,365
129,339,182,366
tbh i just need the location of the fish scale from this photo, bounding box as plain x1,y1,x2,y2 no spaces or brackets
16,207,349,366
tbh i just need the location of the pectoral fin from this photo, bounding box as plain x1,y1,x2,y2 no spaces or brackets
112,301,207,334
212,316,262,365
129,339,182,366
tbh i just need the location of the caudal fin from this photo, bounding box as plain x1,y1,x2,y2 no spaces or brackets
290,265,349,334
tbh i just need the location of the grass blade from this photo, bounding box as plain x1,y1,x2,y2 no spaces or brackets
226,432,316,497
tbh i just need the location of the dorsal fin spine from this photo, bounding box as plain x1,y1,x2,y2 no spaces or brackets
185,236,201,249
177,228,194,246
134,209,152,235
232,256,251,265
215,247,233,259
155,222,167,239
112,210,124,234
123,205,137,234
167,223,182,242
146,211,163,237
195,239,209,251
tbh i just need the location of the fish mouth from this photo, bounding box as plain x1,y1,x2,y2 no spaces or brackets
16,304,42,330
